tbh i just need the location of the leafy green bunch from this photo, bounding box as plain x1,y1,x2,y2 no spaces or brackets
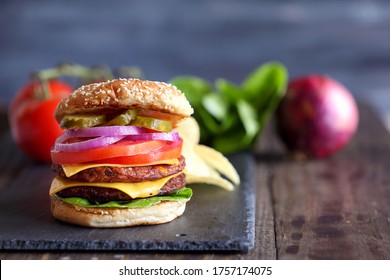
170,62,288,154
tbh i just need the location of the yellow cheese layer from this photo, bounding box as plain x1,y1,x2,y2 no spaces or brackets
50,171,183,199
61,158,179,177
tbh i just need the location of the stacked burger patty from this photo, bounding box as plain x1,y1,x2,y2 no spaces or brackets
52,156,186,203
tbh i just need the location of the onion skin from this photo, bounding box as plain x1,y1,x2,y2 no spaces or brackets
276,75,359,159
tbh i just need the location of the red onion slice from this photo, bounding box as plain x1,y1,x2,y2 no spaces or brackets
66,126,148,138
54,135,125,152
54,126,180,153
55,133,71,144
65,125,180,142
125,131,180,141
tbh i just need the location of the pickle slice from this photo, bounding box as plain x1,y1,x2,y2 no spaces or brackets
131,116,173,132
60,114,107,129
105,109,137,126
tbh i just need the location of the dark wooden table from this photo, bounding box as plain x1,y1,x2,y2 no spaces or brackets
1,102,389,260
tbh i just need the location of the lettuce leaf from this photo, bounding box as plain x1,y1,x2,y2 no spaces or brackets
57,187,192,209
170,61,288,154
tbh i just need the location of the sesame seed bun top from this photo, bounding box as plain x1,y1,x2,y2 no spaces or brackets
54,78,193,123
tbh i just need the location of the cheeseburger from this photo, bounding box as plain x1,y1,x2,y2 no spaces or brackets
49,78,193,227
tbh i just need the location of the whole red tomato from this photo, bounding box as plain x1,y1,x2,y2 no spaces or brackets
9,80,73,163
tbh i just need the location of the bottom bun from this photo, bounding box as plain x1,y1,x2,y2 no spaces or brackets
51,195,188,228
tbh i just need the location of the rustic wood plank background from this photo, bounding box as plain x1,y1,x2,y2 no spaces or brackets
266,104,390,260
1,0,390,113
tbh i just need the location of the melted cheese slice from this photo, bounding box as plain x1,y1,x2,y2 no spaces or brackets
61,158,179,177
50,171,183,199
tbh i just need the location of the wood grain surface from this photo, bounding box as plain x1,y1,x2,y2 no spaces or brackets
263,103,390,260
1,102,389,260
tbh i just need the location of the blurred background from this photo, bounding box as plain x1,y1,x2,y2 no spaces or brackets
1,0,390,130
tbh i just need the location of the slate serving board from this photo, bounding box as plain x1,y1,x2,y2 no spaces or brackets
0,153,255,252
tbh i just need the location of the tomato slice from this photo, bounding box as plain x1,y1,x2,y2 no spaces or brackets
51,139,166,164
137,108,183,124
90,140,183,165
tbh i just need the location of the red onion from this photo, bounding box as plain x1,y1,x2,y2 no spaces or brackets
54,125,180,152
125,131,180,141
66,126,148,137
54,136,125,152
276,75,359,159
